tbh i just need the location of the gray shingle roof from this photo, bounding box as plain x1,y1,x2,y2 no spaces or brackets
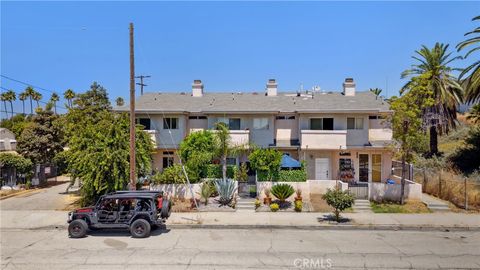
116,91,391,114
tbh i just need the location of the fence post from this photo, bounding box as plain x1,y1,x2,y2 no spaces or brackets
438,169,442,198
422,168,427,193
464,176,468,211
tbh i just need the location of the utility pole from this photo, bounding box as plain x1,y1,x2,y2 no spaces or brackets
135,75,151,95
129,22,136,190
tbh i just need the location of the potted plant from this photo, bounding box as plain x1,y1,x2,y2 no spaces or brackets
254,198,261,210
263,188,272,205
270,203,279,212
294,200,303,212
294,188,302,202
249,186,257,198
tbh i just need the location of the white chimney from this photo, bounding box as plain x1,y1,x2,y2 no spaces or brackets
343,78,355,96
192,80,204,97
266,79,277,96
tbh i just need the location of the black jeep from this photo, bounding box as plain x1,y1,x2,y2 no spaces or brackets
67,190,171,238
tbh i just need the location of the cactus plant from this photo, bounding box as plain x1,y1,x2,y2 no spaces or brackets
214,179,237,206
271,184,295,202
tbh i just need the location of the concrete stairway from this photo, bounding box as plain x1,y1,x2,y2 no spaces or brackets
236,197,256,212
353,199,372,213
422,194,450,212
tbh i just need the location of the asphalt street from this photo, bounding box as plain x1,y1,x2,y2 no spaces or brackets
1,228,479,269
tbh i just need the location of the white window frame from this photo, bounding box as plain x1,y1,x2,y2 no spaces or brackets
347,117,364,130
253,118,269,130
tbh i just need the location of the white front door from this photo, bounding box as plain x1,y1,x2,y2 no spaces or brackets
315,158,330,180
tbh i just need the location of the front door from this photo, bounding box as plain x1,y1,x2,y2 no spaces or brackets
315,158,330,180
359,154,369,182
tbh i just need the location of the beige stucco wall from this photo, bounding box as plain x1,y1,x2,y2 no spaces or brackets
301,130,347,149
256,180,348,201
369,180,422,202
152,150,181,172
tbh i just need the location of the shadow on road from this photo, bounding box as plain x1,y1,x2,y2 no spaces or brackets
82,226,171,238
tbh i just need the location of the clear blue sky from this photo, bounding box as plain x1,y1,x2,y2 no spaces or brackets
1,1,478,115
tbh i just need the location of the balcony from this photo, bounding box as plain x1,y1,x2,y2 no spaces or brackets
300,130,347,150
145,130,157,146
228,130,250,147
369,128,393,141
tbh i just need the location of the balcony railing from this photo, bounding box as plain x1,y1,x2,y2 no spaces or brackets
301,130,347,150
145,130,157,146
369,128,393,141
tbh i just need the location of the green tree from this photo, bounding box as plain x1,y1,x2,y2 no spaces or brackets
24,86,35,115
390,74,434,204
32,91,42,109
401,43,463,156
457,15,480,103
16,105,65,164
64,89,75,108
67,111,153,205
3,90,16,118
448,125,480,174
369,88,383,97
73,82,110,110
50,93,60,114
323,188,354,222
19,92,28,115
179,130,216,181
0,92,8,118
115,97,125,107
0,114,30,138
214,122,232,180
248,148,282,181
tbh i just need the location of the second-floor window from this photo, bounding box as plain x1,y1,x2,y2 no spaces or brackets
137,118,151,130
163,118,178,129
218,117,241,130
253,118,269,130
310,118,334,130
347,117,364,130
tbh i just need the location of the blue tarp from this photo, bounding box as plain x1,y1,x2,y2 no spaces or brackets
281,154,301,168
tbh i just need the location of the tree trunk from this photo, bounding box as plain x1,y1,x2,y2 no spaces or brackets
29,98,33,115
10,102,14,117
400,154,406,205
429,125,438,156
222,155,227,180
3,102,7,118
22,101,25,114
54,102,57,114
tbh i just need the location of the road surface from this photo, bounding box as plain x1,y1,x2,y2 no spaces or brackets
1,228,479,269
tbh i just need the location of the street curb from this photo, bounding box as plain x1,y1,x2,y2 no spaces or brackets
4,224,480,232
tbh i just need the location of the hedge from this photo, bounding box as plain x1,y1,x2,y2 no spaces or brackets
257,169,307,182
203,164,237,179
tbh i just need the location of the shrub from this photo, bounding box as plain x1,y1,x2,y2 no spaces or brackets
294,200,303,212
278,169,307,182
235,162,248,182
204,164,237,179
214,179,237,206
249,148,282,181
155,165,186,184
53,150,69,175
322,188,354,222
0,153,33,174
254,198,261,209
271,184,295,202
25,181,32,190
199,183,213,205
270,203,279,212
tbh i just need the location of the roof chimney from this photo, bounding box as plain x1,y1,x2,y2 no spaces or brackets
192,80,204,97
343,78,355,96
266,79,277,96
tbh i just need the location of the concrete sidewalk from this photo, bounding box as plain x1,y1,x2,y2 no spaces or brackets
2,210,479,231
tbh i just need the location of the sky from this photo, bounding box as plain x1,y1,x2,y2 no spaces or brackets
1,1,479,115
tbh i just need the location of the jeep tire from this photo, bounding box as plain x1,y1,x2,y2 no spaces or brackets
68,219,88,238
130,219,151,238
160,199,171,219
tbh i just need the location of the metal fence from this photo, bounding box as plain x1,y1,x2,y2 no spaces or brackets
0,163,58,187
391,160,414,181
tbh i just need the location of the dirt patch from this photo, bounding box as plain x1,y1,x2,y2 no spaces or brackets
59,193,82,211
171,198,195,212
371,200,431,213
310,194,334,212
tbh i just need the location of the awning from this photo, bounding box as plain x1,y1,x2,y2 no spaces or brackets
281,154,301,168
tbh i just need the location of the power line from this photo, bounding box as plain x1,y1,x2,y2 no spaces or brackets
1,74,57,94
0,86,68,110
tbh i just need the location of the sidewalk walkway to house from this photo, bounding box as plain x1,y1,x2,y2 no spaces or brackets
1,210,479,231
422,193,451,211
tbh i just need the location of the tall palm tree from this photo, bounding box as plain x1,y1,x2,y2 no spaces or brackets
369,88,382,97
401,43,463,156
5,90,16,117
50,92,60,114
457,15,480,103
466,104,480,124
19,92,28,115
214,122,231,180
32,91,42,109
64,89,75,108
0,92,8,118
115,97,125,107
24,86,35,115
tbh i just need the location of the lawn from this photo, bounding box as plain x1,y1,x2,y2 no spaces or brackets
371,200,431,213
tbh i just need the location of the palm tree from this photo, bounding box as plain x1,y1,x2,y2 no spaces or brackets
50,92,60,114
32,91,42,109
214,122,231,180
0,92,8,118
5,90,16,117
64,89,75,108
401,43,463,156
369,88,382,97
19,92,28,115
115,97,125,107
457,15,480,103
25,86,35,115
467,104,480,124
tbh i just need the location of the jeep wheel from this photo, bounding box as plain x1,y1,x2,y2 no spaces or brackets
161,199,171,219
68,219,88,238
130,219,151,238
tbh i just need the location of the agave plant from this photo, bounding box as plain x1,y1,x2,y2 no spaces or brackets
214,179,237,206
271,184,295,202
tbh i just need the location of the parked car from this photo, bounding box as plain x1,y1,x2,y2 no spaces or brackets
67,190,171,238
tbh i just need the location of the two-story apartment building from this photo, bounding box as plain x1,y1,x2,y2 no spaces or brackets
118,78,393,185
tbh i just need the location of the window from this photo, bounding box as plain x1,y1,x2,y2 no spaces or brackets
253,118,269,130
162,156,174,169
137,118,151,130
347,117,364,130
310,118,334,130
189,116,207,120
163,118,178,129
226,158,237,165
229,118,241,130
369,115,378,120
276,115,295,120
